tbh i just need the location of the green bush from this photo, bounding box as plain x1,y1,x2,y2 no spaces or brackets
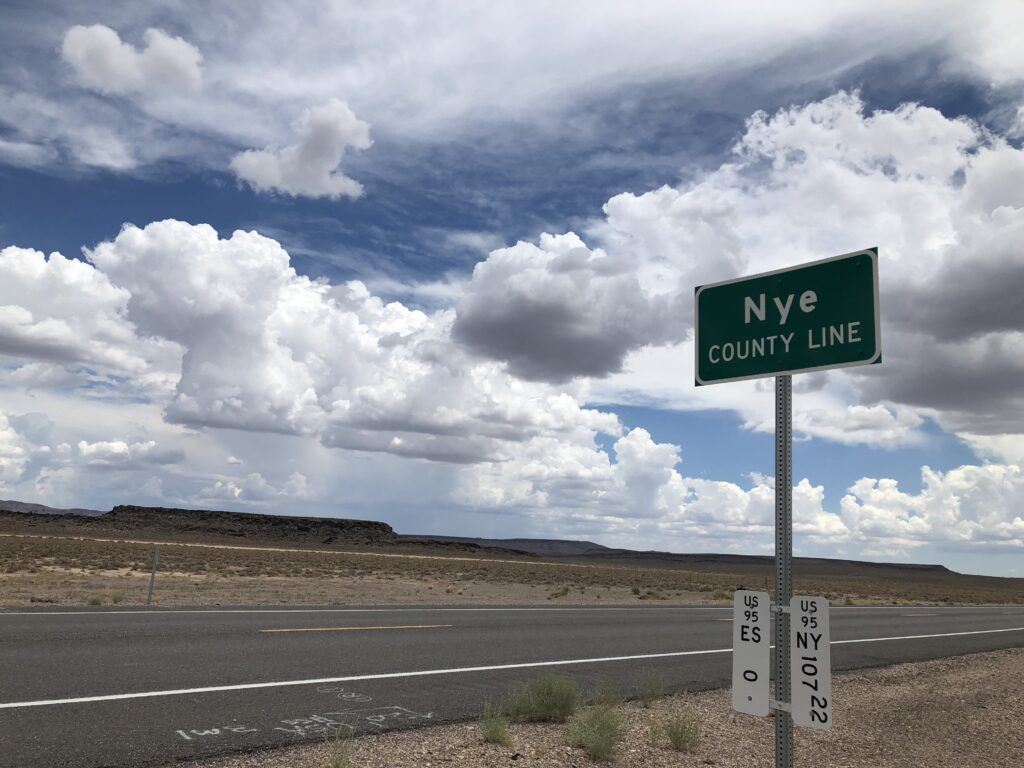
637,670,664,708
506,673,578,723
655,710,701,752
87,596,103,606
324,728,353,768
479,702,511,746
568,705,624,762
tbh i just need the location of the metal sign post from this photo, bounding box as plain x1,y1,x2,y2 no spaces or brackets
695,248,880,768
774,375,793,767
146,544,160,607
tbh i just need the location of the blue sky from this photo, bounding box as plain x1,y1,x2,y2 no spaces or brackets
1,1,1023,576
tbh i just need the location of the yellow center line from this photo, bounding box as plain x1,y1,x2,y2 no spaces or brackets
259,624,452,633
717,618,733,621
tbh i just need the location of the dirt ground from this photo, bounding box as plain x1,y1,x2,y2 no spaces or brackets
4,533,1016,608
177,647,1024,768
0,568,716,607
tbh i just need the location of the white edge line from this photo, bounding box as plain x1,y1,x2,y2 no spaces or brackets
1,625,1021,710
1,605,1014,616
0,607,736,616
0,648,732,709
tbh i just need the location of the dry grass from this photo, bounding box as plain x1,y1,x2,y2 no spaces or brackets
1,532,1021,607
567,704,624,761
652,708,701,752
505,674,579,723
478,703,511,747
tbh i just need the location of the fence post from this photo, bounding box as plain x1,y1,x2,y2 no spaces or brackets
146,544,160,607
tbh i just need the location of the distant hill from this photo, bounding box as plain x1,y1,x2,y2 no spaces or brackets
0,504,398,547
0,499,962,578
400,534,610,557
401,533,954,579
0,499,103,517
0,503,528,556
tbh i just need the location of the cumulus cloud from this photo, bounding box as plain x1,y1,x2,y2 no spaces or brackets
0,245,166,373
0,413,30,489
1,3,1018,180
78,439,185,469
3,84,1023,562
231,99,371,199
7,412,55,445
593,90,1024,447
61,25,202,95
86,219,619,463
456,425,847,550
197,471,308,505
453,233,678,382
841,463,1024,551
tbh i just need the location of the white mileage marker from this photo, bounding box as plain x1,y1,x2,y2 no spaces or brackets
731,590,770,716
790,595,832,729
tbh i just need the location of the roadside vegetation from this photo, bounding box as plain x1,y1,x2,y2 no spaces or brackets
479,702,512,746
637,670,664,708
323,729,354,768
568,704,625,761
505,674,579,723
477,671,700,761
652,708,701,752
2,530,1022,607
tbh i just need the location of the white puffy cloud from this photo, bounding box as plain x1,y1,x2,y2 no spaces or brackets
77,439,185,469
0,245,168,373
453,232,678,382
0,413,30,489
197,471,308,505
231,99,371,199
959,434,1024,466
2,81,1023,564
7,412,54,445
593,91,1024,449
2,3,1017,179
841,463,1024,550
85,219,620,463
61,25,202,95
457,425,847,550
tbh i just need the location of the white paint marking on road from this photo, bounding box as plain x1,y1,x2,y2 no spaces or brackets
1,626,1022,710
0,607,733,616
828,627,1024,646
0,647,732,709
0,605,1009,617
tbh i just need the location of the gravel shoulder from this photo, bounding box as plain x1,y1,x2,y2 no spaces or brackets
176,647,1023,768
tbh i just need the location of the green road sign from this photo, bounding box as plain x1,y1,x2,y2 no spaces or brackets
695,248,880,385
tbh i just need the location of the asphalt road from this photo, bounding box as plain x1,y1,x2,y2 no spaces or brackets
1,605,1022,767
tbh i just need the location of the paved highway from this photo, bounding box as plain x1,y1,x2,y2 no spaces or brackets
1,605,1022,767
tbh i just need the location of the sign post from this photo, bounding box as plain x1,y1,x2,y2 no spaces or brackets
774,374,793,766
696,248,879,768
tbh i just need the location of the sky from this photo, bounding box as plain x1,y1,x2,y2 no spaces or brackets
1,1,1023,576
